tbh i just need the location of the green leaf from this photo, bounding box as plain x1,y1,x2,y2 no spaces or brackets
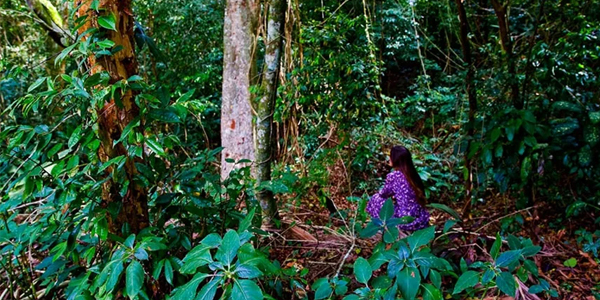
521,157,531,182
181,246,212,274
368,251,388,270
216,230,240,266
98,14,117,31
171,273,208,300
523,259,539,276
422,284,442,300
314,280,332,300
443,219,458,233
589,111,600,124
453,271,479,294
522,246,541,257
354,257,372,284
68,125,83,149
164,259,173,285
106,261,124,292
563,258,577,268
196,277,221,300
28,77,46,92
489,128,502,143
126,260,144,299
406,226,435,253
152,260,164,280
495,250,522,268
427,203,461,220
429,269,441,289
496,272,516,297
231,279,263,300
396,267,421,300
134,248,149,260
124,234,136,248
381,198,394,221
507,235,521,250
146,137,165,156
481,269,495,284
238,208,255,233
383,226,399,243
360,222,381,238
176,89,196,103
490,234,502,260
128,75,143,82
201,233,222,248
148,109,182,123
236,264,262,279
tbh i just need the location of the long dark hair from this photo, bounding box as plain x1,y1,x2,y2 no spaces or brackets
390,146,426,207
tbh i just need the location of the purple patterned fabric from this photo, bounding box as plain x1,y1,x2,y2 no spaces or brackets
366,170,430,231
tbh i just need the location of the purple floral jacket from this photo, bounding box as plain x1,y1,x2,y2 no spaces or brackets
366,170,430,231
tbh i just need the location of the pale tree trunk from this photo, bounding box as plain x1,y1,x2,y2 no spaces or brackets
77,0,149,235
255,0,285,224
221,0,259,179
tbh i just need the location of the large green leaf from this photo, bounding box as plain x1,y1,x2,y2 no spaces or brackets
381,199,395,221
452,271,479,294
496,272,516,297
429,269,441,289
196,277,221,300
171,273,208,300
181,246,213,274
422,284,442,300
216,230,240,266
126,260,144,299
230,279,263,300
354,257,372,284
98,14,117,31
495,250,522,268
406,226,435,253
396,267,421,300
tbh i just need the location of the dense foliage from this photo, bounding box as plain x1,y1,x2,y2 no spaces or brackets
1,0,599,299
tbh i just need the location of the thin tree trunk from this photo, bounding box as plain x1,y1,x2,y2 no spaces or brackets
77,0,149,235
221,0,259,179
491,0,521,109
255,0,285,225
455,0,477,217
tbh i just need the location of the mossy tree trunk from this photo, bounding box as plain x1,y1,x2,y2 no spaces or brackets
76,0,149,235
255,0,285,225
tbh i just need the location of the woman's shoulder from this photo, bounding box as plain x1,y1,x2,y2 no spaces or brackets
386,170,406,181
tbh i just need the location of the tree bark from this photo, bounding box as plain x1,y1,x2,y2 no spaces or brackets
221,0,259,180
490,0,521,109
77,0,149,235
255,0,285,225
26,0,70,47
455,0,477,217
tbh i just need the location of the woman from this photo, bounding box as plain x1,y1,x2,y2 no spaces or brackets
366,145,430,231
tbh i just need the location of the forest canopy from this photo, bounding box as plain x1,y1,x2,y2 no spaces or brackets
1,0,599,299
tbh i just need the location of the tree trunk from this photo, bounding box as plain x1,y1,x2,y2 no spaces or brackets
255,0,285,225
77,0,149,235
455,0,477,217
221,0,259,180
490,0,521,109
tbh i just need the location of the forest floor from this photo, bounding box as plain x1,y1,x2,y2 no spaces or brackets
265,161,600,300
